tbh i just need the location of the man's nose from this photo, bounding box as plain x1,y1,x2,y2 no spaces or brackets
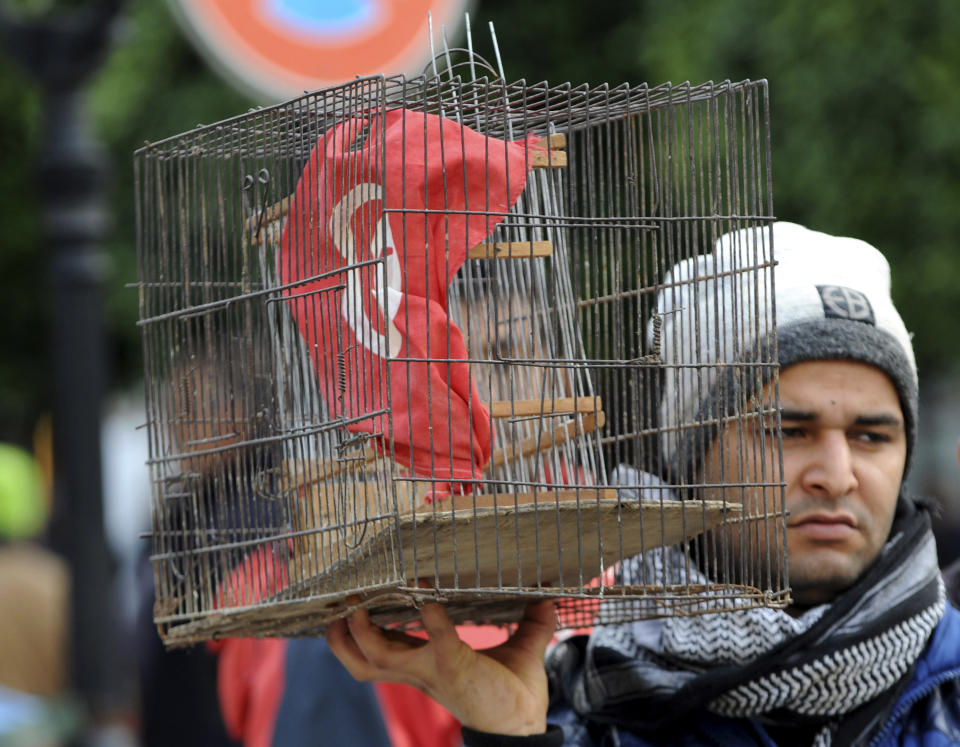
799,431,858,498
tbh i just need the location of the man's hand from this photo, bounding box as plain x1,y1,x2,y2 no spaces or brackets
326,600,556,736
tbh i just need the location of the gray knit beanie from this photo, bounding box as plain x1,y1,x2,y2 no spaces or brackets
655,221,918,482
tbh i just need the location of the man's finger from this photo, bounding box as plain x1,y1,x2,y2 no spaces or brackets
332,612,426,687
326,617,379,681
505,600,557,655
420,602,458,644
381,627,430,648
345,607,396,665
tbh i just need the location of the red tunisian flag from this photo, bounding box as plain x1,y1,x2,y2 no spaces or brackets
278,109,540,493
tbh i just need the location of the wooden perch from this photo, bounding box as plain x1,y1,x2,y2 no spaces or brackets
529,149,567,169
529,132,567,169
488,396,601,418
468,241,553,259
255,195,291,227
285,405,604,491
540,133,567,149
487,412,605,472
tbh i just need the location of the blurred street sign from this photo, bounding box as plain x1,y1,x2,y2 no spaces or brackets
166,0,469,102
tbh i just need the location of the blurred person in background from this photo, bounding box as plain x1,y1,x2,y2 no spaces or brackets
140,338,480,747
0,440,78,745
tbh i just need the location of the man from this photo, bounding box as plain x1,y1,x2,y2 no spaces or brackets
0,442,72,744
327,223,960,745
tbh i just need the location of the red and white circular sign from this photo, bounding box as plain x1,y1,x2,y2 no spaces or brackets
167,0,468,102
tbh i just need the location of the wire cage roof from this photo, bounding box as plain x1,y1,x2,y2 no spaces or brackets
135,74,786,646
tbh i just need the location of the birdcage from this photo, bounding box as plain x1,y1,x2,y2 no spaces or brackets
135,72,787,646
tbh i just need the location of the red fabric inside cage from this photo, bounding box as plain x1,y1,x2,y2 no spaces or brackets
279,109,540,492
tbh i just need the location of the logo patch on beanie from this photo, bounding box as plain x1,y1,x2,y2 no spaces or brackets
816,285,875,325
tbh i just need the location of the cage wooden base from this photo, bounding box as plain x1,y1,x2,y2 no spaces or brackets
291,493,740,590
156,496,748,646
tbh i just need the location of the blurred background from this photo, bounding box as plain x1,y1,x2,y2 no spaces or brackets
0,0,958,744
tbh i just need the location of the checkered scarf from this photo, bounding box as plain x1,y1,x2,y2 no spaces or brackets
547,498,945,746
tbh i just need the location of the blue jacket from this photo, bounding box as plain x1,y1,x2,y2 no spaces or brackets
547,604,960,747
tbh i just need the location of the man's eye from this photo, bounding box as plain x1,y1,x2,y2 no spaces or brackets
769,426,805,440
852,430,890,444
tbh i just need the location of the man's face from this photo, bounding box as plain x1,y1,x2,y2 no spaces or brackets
705,360,907,608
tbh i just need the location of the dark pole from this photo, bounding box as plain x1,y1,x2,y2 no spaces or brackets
0,0,124,735
45,86,116,728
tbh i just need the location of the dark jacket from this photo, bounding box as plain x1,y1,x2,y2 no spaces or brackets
466,604,960,747
943,559,960,608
